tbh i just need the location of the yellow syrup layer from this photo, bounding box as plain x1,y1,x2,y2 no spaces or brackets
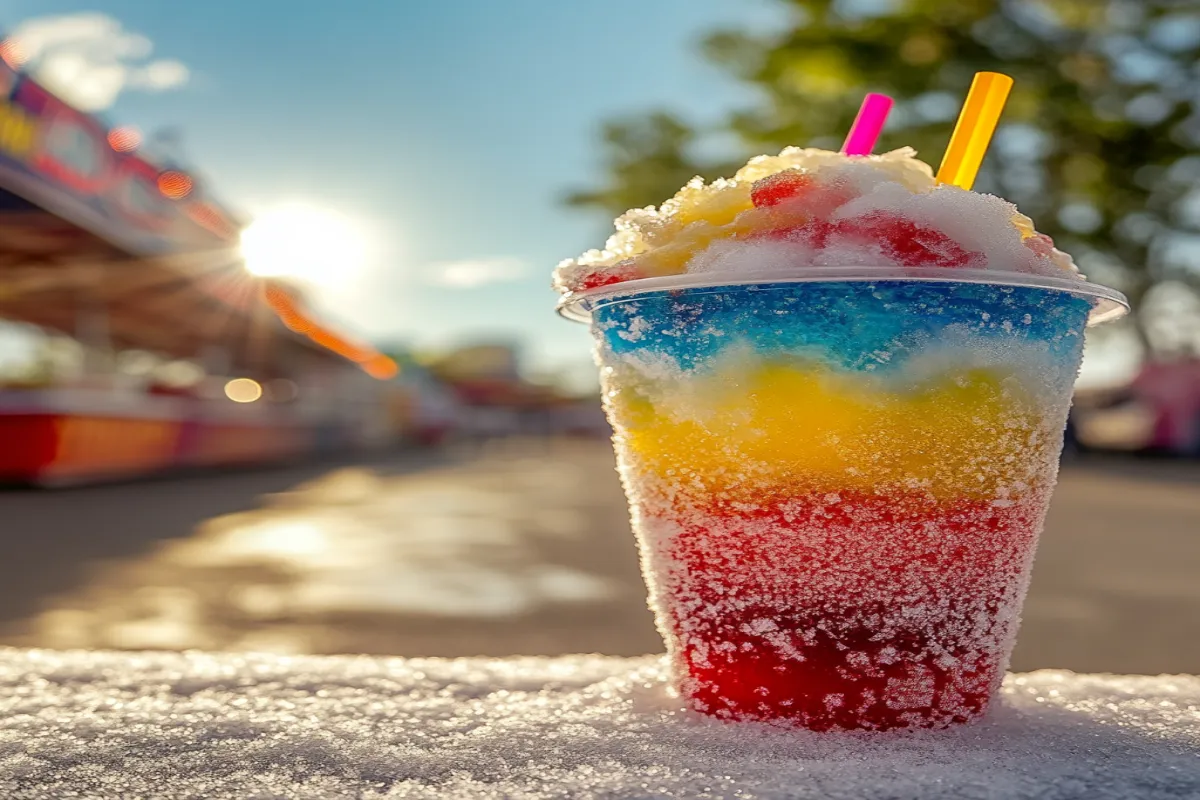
605,360,1059,504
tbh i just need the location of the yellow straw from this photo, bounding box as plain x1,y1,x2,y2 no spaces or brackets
936,72,1014,190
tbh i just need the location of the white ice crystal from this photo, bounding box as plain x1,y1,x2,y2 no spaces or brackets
0,649,1195,798
554,147,1083,294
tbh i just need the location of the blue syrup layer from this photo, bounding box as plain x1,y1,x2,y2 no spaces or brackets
592,281,1091,374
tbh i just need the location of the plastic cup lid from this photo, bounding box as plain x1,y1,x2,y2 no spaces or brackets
556,266,1129,327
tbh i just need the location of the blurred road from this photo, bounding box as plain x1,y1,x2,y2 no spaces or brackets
0,439,1196,675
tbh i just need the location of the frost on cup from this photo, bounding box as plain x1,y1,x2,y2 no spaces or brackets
554,107,1127,730
589,279,1099,730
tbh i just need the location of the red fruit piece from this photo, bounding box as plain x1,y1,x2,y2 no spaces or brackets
577,261,645,291
750,219,836,249
750,169,816,208
843,213,976,268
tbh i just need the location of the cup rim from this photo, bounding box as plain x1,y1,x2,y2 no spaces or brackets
556,267,1130,327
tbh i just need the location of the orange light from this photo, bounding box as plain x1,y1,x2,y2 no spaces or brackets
0,39,26,69
107,126,142,152
363,355,399,380
260,281,392,376
158,170,194,199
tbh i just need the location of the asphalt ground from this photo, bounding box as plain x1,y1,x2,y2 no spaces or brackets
0,438,1195,675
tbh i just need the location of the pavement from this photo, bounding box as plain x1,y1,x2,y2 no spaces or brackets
0,438,1196,675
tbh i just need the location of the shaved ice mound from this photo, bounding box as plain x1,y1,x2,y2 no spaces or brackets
553,147,1080,295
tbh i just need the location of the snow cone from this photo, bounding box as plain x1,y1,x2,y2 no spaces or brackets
555,87,1126,730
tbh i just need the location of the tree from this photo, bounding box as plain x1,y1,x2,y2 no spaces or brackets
566,0,1200,352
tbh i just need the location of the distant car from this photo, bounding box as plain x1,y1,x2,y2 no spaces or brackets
1072,359,1200,456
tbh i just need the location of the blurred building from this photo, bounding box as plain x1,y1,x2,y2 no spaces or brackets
0,49,404,485
378,348,462,446
427,343,609,439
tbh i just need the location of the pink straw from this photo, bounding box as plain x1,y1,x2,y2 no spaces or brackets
842,93,894,156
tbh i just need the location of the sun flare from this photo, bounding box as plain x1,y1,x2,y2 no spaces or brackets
239,205,370,286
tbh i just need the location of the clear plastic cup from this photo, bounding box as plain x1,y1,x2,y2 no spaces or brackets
560,267,1127,731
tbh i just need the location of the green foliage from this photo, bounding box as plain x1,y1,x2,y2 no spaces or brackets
566,0,1200,316
563,112,721,215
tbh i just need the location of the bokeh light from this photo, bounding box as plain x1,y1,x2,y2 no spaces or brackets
107,126,143,153
265,379,299,402
0,39,27,68
224,378,263,403
158,171,194,199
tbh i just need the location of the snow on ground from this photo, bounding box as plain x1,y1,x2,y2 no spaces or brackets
0,649,1195,799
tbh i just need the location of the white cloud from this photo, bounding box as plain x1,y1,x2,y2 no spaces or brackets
9,13,190,111
427,257,529,288
129,59,189,90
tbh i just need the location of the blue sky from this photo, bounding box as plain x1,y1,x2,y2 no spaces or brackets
3,0,785,384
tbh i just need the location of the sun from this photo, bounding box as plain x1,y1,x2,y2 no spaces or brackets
239,204,370,286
